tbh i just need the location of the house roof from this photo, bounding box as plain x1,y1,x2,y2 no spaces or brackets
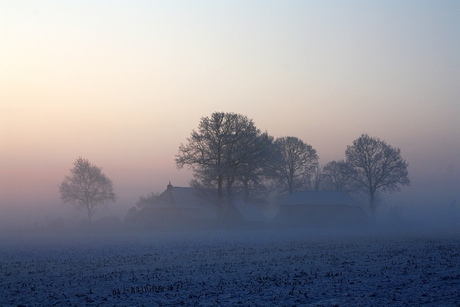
145,185,217,219
146,184,267,222
280,190,361,207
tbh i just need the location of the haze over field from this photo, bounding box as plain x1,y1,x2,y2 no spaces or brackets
1,1,459,227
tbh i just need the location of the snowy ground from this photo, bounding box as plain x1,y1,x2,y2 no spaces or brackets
1,229,460,306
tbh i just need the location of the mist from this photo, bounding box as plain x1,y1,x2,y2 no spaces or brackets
1,157,459,240
2,1,459,305
1,191,459,240
1,145,459,239
2,171,459,306
2,216,460,306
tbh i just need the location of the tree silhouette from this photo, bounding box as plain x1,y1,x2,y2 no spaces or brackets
59,157,116,223
322,160,354,192
345,134,409,222
272,136,318,194
175,112,265,215
235,132,275,201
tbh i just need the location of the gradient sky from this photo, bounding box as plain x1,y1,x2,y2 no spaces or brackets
1,1,459,222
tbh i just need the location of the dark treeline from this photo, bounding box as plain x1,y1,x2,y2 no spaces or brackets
175,112,410,222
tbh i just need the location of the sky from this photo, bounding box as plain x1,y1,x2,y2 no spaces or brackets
1,0,459,224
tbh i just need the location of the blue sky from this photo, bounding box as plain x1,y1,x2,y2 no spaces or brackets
1,1,459,219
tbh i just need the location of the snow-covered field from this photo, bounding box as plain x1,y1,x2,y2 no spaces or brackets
1,229,460,306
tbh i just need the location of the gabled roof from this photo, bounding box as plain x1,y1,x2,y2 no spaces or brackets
155,186,213,209
145,185,217,219
280,190,360,207
146,184,267,222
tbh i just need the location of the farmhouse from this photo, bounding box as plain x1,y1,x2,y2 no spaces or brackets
274,190,369,228
126,183,266,228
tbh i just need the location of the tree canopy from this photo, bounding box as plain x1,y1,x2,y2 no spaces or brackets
174,113,411,224
59,157,116,223
345,134,410,221
272,136,319,194
322,160,354,192
175,112,270,214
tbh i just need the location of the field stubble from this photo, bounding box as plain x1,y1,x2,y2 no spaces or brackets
1,229,460,306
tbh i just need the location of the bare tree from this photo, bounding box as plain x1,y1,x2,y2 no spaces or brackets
235,132,274,201
345,134,410,222
175,112,228,210
175,112,264,215
59,157,116,223
272,136,319,194
322,160,354,191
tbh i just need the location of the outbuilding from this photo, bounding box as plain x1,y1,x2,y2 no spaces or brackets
126,182,267,229
275,190,369,228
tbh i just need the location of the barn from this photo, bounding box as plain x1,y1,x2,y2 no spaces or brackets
126,183,266,229
274,190,370,228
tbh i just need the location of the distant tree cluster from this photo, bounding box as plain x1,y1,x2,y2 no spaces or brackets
176,112,410,221
175,113,267,212
174,112,319,216
58,112,410,224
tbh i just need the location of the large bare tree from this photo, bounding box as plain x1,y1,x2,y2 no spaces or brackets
345,134,409,222
59,157,116,223
272,136,318,194
175,112,265,214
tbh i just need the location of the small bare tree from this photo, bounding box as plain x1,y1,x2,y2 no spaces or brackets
235,132,275,201
322,160,354,192
59,157,117,223
272,136,319,194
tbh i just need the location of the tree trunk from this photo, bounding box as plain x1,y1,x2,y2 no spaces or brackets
243,180,250,202
87,208,92,224
288,177,294,194
369,191,376,224
226,184,234,220
217,176,224,218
